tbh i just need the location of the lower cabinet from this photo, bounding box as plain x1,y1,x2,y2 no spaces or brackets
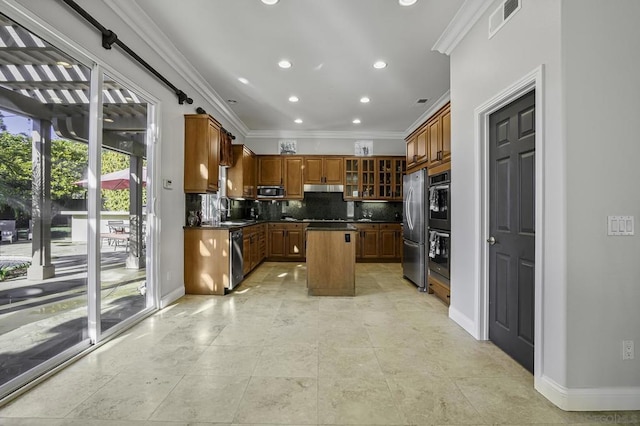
354,223,402,261
243,224,266,276
379,223,402,259
267,223,307,260
184,228,229,295
428,273,450,306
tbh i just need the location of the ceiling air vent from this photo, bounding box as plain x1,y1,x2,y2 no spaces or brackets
416,98,428,104
488,0,521,39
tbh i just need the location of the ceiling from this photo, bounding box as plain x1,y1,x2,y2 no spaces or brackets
118,0,463,138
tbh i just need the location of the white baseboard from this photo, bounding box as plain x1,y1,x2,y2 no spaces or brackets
448,305,481,340
536,375,640,411
160,285,185,309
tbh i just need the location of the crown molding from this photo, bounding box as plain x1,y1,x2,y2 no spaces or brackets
404,90,451,137
432,0,494,56
245,130,405,140
104,0,250,136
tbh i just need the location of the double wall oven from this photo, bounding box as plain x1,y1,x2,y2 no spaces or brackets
428,170,450,280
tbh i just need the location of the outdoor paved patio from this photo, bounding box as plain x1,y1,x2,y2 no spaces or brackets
0,238,146,385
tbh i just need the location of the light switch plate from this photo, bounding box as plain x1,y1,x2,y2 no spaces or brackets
608,215,634,236
162,179,173,190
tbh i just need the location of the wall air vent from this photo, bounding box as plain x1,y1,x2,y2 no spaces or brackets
488,0,521,39
416,98,428,104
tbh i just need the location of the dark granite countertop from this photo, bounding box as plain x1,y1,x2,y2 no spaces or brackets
306,222,358,231
184,219,401,230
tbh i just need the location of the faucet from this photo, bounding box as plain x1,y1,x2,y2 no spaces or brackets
218,196,231,221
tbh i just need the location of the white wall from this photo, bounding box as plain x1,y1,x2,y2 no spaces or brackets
563,0,640,388
449,0,565,388
3,0,243,305
244,137,405,156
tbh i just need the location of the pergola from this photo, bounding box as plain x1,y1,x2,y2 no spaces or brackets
0,14,148,276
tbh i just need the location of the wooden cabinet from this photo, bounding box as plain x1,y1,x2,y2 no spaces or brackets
377,158,406,200
344,158,377,200
354,223,379,260
243,232,252,276
258,156,303,199
227,145,257,199
242,223,266,276
379,223,402,259
304,156,344,184
283,157,303,199
258,156,283,185
267,223,306,259
441,106,451,163
219,130,233,167
184,228,229,295
406,102,451,171
184,114,221,193
428,273,450,306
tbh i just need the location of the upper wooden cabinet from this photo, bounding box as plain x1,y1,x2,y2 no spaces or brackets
304,156,344,185
344,158,376,200
406,102,451,171
258,155,303,199
376,157,406,200
227,145,257,199
283,156,303,199
258,156,283,185
184,114,220,193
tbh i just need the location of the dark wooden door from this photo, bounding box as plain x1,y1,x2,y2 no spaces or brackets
488,90,536,373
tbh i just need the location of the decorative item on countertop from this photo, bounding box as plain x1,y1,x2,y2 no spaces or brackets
187,210,198,227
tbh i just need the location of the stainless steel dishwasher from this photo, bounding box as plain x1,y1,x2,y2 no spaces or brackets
229,229,244,290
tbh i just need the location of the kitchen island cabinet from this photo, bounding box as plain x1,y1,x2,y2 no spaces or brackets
306,223,357,296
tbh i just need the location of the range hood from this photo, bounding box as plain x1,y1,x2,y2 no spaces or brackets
303,184,344,193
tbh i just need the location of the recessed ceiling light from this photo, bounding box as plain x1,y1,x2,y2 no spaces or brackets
399,0,417,6
289,96,299,103
124,97,133,102
261,0,278,4
238,77,249,84
352,119,361,124
294,118,303,124
56,60,71,68
104,118,114,123
373,61,387,69
278,60,292,69
360,97,370,103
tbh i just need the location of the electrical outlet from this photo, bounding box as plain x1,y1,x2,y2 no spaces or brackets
623,340,634,360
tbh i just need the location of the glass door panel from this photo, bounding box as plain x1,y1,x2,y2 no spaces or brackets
99,75,149,333
0,14,90,394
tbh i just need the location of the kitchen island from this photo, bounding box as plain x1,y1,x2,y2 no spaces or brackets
306,222,357,296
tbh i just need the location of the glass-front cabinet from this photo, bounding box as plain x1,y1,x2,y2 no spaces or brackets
344,158,376,200
377,157,406,200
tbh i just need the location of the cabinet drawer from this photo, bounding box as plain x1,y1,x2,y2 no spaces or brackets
379,223,401,230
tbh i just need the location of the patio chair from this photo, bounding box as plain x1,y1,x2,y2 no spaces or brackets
104,220,129,251
0,220,17,243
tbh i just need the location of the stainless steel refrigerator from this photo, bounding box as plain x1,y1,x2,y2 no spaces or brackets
403,169,426,289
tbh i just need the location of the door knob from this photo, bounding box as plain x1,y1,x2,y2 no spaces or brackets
487,236,496,245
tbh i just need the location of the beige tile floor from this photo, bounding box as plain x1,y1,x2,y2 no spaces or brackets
0,262,638,425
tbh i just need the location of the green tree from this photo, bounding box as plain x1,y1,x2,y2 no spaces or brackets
0,132,32,217
101,150,130,212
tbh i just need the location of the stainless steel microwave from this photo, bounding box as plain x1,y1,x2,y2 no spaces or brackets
257,186,285,198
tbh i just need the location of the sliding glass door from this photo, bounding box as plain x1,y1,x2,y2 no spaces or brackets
0,13,156,399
